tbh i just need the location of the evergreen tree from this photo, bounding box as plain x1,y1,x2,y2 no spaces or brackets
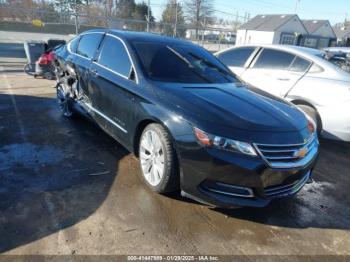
115,0,136,19
161,0,186,37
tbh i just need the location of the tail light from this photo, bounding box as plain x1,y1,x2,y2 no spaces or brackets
37,54,49,65
37,52,54,65
47,51,54,62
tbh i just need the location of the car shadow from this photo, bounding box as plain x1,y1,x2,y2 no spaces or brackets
0,93,128,252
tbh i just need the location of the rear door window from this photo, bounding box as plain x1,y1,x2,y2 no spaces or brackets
253,48,295,70
77,33,103,59
98,35,132,78
69,36,80,53
289,56,312,72
217,47,256,67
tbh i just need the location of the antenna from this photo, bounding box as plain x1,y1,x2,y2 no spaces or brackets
294,0,300,13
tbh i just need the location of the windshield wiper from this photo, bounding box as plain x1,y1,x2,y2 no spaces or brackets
188,53,234,81
166,46,193,67
166,46,212,83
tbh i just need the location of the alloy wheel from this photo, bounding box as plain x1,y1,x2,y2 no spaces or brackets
140,130,165,186
57,84,73,117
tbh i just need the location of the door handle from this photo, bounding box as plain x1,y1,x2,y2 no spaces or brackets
90,68,99,77
277,77,290,81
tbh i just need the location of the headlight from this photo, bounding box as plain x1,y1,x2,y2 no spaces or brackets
296,107,317,135
194,127,257,156
302,112,316,135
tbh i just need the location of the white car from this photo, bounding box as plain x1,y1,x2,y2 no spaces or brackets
216,45,350,141
323,47,350,54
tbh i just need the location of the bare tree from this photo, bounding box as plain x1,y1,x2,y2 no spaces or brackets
185,0,214,39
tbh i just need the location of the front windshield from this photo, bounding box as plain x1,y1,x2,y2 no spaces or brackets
131,41,240,84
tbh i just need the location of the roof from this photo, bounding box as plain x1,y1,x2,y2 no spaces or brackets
216,44,323,60
108,29,193,45
302,20,329,34
333,27,350,39
217,44,350,81
239,14,297,31
82,28,193,45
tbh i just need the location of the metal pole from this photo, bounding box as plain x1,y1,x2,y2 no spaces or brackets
74,0,78,34
294,0,300,13
201,14,206,46
235,10,238,31
147,0,150,32
173,0,178,38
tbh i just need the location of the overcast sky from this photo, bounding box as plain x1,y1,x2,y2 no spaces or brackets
138,0,349,25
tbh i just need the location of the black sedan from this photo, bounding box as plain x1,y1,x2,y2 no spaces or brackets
53,29,319,208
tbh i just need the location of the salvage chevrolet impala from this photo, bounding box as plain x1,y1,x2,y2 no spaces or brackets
53,29,319,207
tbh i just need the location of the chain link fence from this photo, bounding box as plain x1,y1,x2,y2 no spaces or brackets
0,6,236,52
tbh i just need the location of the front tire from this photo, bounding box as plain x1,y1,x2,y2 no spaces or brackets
139,123,179,193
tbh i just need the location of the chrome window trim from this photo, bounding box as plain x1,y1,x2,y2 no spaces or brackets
93,62,130,81
67,32,139,83
71,32,105,60
104,33,139,83
82,102,128,134
93,34,139,84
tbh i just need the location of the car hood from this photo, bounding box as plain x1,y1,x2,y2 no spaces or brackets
154,82,307,132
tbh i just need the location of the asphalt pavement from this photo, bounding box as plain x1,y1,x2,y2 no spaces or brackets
0,40,350,256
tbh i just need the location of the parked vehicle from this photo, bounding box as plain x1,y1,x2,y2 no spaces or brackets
53,30,318,208
34,39,66,80
322,48,350,73
216,45,350,141
323,47,350,54
35,50,55,80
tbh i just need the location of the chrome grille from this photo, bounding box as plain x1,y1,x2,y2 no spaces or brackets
264,171,310,198
254,135,318,168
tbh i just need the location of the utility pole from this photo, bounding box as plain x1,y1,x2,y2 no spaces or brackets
201,13,207,46
173,0,178,38
74,0,79,34
146,0,150,32
294,0,300,13
235,10,239,31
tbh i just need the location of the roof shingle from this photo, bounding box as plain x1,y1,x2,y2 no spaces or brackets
334,27,350,39
302,20,328,34
239,14,296,31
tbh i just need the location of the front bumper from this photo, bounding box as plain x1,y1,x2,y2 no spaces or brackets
178,140,318,208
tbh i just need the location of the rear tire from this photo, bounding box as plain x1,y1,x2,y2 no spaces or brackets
297,104,322,135
56,83,74,118
138,123,179,193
